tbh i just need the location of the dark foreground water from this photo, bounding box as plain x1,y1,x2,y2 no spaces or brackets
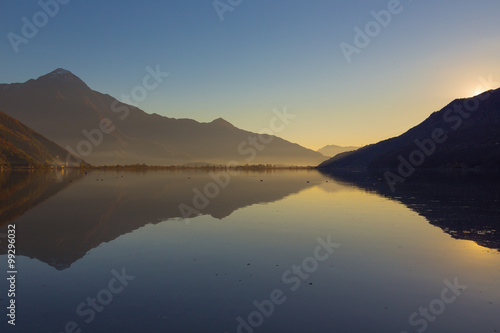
0,169,499,333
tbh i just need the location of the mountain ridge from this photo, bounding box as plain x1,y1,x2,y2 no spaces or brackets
0,69,326,166
319,88,500,170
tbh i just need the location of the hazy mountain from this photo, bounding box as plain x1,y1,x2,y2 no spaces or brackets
0,69,326,166
319,88,500,170
0,110,83,167
317,144,359,157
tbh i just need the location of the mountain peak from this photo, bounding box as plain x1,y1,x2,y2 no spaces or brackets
32,68,90,93
0,70,326,166
39,68,77,81
50,68,73,76
210,117,234,128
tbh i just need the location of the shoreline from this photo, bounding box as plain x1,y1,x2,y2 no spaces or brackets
0,164,317,171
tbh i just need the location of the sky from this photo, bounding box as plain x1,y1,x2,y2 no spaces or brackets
1,0,499,150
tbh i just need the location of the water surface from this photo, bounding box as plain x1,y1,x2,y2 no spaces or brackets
0,169,499,332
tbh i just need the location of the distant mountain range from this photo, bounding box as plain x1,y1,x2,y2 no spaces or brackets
317,144,359,157
0,69,326,166
319,88,500,170
0,110,82,167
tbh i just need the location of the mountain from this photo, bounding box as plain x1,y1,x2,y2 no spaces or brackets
0,110,83,167
317,144,359,157
0,69,326,166
319,88,500,170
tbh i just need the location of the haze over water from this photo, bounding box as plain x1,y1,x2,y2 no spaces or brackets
0,169,498,332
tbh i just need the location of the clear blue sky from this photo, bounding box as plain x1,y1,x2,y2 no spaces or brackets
1,0,499,149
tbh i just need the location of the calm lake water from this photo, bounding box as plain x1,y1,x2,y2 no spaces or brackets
0,169,499,333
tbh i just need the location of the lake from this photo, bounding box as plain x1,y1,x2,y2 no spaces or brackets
0,169,499,333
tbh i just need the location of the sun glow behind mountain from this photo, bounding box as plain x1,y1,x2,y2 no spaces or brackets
1,1,500,150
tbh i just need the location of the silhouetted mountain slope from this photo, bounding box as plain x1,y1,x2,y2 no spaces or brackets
320,170,500,251
0,69,325,166
319,89,500,170
0,110,83,167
